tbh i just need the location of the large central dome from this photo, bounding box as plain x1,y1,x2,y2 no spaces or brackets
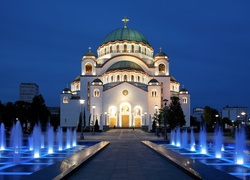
106,61,144,72
102,27,149,45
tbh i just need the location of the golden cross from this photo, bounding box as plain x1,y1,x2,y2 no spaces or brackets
122,16,129,28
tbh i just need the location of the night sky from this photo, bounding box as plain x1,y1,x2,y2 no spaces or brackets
1,0,249,112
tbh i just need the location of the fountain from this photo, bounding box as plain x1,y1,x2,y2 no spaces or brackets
199,124,207,154
214,125,223,158
0,122,98,179
33,124,41,158
10,120,23,164
235,126,246,164
47,124,54,154
170,129,175,145
66,127,72,148
190,128,195,151
181,128,188,148
56,126,63,151
0,123,6,150
159,124,250,179
175,126,181,147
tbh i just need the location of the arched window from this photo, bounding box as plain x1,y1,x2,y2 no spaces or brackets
131,75,134,82
104,48,106,54
116,45,119,52
106,76,108,83
159,64,165,73
93,89,100,97
132,45,134,52
135,108,141,116
111,76,114,82
182,97,187,104
139,46,141,53
63,96,68,103
151,90,157,97
110,46,112,53
144,48,146,55
138,76,140,82
124,75,127,81
117,75,120,81
85,63,92,73
124,44,127,52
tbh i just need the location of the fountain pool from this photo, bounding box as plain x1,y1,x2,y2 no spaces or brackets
155,126,250,179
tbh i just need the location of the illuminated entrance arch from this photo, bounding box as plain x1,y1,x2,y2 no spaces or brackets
108,106,117,127
120,102,131,127
134,106,142,127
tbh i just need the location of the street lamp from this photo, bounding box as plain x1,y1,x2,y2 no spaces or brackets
154,105,158,113
163,99,168,140
79,99,85,140
241,112,246,125
104,112,107,126
144,112,147,125
92,105,96,135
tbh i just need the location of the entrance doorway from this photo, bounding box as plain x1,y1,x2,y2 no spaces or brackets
122,115,129,127
109,118,116,128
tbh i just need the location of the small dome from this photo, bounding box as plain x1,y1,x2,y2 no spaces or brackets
83,47,97,57
106,61,144,72
180,86,189,94
102,27,149,45
155,52,167,57
154,48,168,57
92,78,103,85
61,87,71,94
148,78,159,85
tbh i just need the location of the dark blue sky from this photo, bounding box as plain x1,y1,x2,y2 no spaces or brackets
0,0,249,112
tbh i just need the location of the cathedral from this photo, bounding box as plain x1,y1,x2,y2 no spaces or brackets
60,18,190,130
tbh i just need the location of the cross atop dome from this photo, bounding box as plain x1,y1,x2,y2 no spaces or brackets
122,16,129,28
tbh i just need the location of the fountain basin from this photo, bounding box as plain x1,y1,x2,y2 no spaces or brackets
0,141,109,180
143,141,239,180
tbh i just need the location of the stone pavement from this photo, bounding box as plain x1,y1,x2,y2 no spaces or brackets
67,129,194,180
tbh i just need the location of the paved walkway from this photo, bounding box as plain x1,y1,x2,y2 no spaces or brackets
68,129,193,180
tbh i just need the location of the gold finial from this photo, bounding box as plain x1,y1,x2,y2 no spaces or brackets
122,16,129,28
88,47,92,52
159,47,162,52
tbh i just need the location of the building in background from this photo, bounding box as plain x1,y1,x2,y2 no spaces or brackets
60,18,191,130
192,107,204,122
221,106,249,124
19,83,39,103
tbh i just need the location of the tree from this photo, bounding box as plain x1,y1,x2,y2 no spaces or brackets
94,118,99,132
168,96,185,129
30,95,50,129
202,106,219,129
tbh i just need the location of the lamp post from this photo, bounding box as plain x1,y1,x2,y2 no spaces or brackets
104,112,107,126
215,114,219,130
163,99,168,140
154,105,158,113
79,99,85,140
92,105,96,135
144,112,147,125
241,112,246,124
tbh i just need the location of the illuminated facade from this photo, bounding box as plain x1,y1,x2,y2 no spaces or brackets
60,18,190,130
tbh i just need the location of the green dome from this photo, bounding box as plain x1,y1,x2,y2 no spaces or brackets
102,27,149,45
107,61,144,72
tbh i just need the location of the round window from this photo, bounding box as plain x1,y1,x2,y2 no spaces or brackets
122,90,128,96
